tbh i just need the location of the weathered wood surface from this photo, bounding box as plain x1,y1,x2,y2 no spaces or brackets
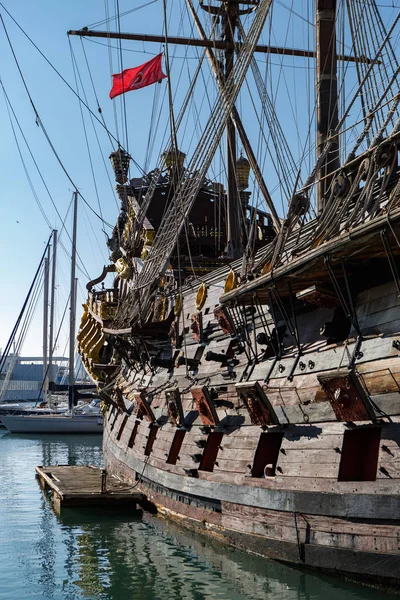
220,501,400,553
105,425,400,514
35,465,145,514
70,192,400,597
105,430,400,585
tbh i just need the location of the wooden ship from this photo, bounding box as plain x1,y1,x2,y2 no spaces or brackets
70,0,400,589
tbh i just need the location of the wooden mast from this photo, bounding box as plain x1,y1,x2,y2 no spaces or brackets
186,0,281,232
199,0,259,258
316,0,340,212
223,0,241,258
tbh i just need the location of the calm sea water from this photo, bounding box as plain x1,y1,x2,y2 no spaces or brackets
0,429,397,600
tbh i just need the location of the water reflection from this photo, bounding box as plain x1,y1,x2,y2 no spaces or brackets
58,510,397,600
0,431,397,600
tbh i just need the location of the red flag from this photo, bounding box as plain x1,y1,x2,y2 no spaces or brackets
109,53,167,99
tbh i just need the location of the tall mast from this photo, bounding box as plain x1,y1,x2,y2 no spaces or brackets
316,0,340,212
42,245,50,391
199,0,258,258
187,0,281,232
224,1,241,258
68,192,78,412
47,229,57,403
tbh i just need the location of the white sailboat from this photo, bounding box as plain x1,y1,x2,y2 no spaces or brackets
0,399,103,434
1,192,103,435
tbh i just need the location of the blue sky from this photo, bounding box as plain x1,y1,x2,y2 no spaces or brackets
0,0,398,358
0,0,169,357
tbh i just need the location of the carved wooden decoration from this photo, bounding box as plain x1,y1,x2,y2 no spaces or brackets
166,388,184,426
133,391,156,422
236,381,279,426
191,387,219,427
214,306,234,335
168,319,181,348
318,370,375,422
191,313,203,342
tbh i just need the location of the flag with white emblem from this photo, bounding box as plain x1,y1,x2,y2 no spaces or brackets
109,53,167,99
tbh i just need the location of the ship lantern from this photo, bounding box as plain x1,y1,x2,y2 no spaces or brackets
109,147,131,184
162,149,186,173
236,152,250,190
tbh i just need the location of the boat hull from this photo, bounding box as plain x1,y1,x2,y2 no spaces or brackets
103,417,400,591
90,244,400,592
1,414,103,434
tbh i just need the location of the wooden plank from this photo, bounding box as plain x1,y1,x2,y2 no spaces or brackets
281,434,343,451
277,448,341,465
362,370,400,395
212,457,249,472
35,465,145,514
356,281,398,305
377,460,400,479
218,502,400,553
105,432,400,518
275,462,339,478
357,291,399,319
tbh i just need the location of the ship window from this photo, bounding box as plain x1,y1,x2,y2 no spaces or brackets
252,431,284,478
338,427,381,481
128,420,139,448
199,432,224,472
144,423,158,456
166,429,186,465
116,415,128,441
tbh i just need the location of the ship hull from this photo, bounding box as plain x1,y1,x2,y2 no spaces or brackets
85,214,400,592
103,417,400,591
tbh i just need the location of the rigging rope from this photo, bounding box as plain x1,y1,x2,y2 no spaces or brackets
0,3,147,176
0,236,52,374
0,11,115,230
133,14,221,230
300,9,400,195
79,38,120,210
69,40,106,230
119,0,274,326
1,79,92,280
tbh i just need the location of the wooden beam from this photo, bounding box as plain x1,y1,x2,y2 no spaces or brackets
67,29,369,63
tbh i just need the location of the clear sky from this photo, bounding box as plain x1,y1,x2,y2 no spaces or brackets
0,0,398,359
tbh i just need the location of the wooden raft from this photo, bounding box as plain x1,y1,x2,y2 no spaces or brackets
35,465,145,515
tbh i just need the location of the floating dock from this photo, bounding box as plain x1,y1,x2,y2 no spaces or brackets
35,465,145,515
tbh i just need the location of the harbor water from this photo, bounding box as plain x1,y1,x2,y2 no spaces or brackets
0,429,397,600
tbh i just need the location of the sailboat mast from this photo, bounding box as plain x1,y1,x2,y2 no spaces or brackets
47,229,57,403
68,192,78,412
42,245,50,390
316,0,340,212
